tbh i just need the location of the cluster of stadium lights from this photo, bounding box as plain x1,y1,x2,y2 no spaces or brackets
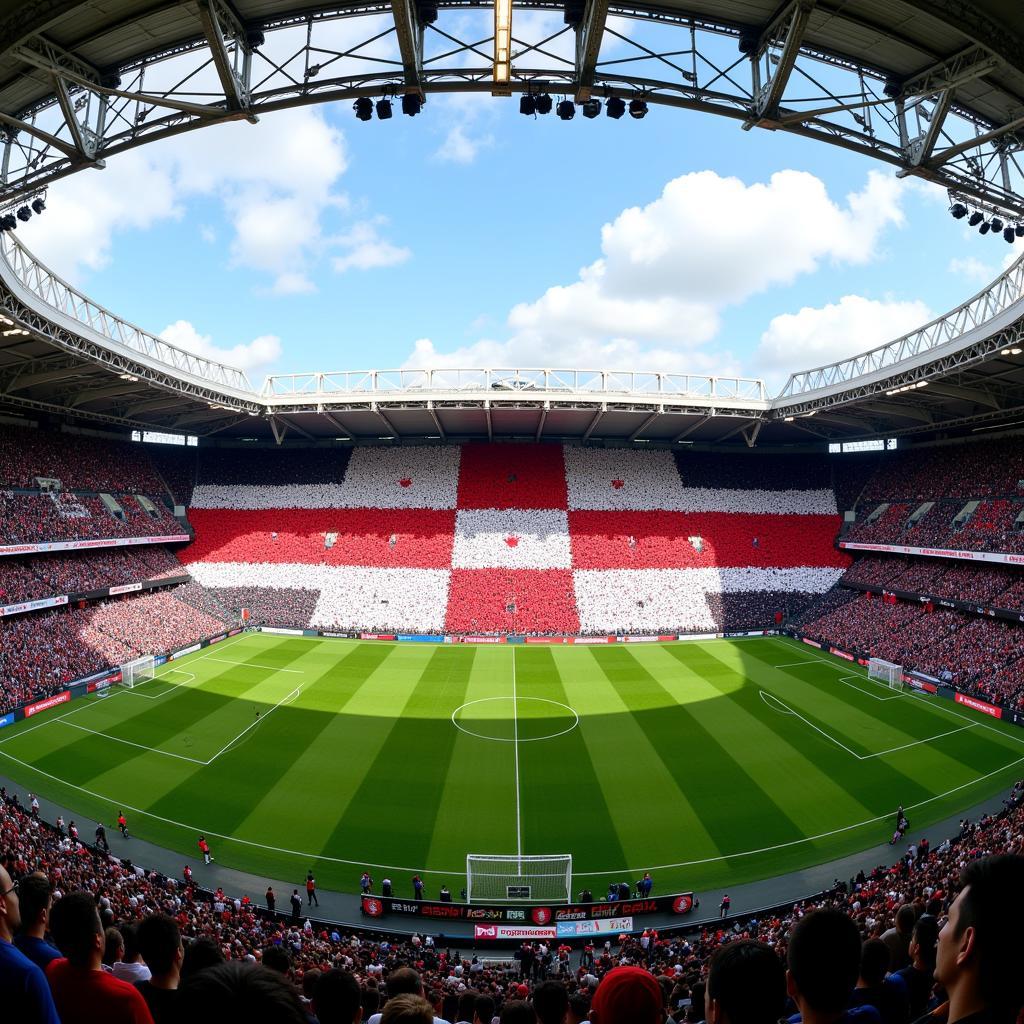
519,93,648,120
352,94,423,121
0,193,46,232
949,202,1024,243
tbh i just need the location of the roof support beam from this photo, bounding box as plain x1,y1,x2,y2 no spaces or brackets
69,382,145,406
746,0,816,126
858,402,934,423
426,401,446,439
672,415,711,443
278,415,314,440
372,403,398,437
574,0,610,102
582,405,605,440
714,419,759,443
390,0,425,97
740,420,763,447
196,0,258,120
628,409,661,441
535,404,548,441
485,401,493,441
322,410,351,437
268,416,285,444
5,363,85,391
921,381,1002,409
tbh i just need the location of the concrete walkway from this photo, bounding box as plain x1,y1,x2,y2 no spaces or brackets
3,770,1016,942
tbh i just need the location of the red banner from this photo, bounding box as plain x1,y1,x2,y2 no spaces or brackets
458,636,507,644
25,691,71,717
955,692,1002,718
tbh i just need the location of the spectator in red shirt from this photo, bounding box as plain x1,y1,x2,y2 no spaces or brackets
45,891,154,1024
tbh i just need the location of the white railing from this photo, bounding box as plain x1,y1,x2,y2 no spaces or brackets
262,368,768,403
0,232,253,394
779,249,1024,398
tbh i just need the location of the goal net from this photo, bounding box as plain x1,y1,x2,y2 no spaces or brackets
868,658,903,688
120,655,155,689
466,854,572,903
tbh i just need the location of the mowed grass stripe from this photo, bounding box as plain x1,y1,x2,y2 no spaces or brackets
589,646,808,865
426,646,518,880
686,643,933,826
515,647,629,874
641,643,876,841
738,642,1022,786
143,642,397,863
320,646,476,872
551,646,722,873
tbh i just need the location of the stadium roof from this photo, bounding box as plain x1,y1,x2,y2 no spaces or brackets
3,227,1024,447
2,2,1024,214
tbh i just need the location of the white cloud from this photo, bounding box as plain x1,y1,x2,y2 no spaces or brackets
406,168,910,375
948,256,993,283
332,220,411,273
160,319,282,373
754,295,932,383
435,124,494,164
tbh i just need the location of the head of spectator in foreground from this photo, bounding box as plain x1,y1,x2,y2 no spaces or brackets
567,993,590,1024
534,980,570,1024
180,935,225,980
499,1002,534,1024
706,940,787,1024
180,961,307,1024
49,891,105,969
0,862,21,942
386,967,426,1000
909,915,939,971
15,871,52,939
261,944,293,977
858,939,891,988
313,968,362,1024
136,913,184,988
381,994,435,1024
786,909,862,1024
591,965,664,1024
935,854,1024,1024
473,994,495,1024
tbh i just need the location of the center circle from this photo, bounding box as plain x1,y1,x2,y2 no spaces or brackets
451,696,580,743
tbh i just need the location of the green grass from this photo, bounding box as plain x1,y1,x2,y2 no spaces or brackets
2,633,1023,898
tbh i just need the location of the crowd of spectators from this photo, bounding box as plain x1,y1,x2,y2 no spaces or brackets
1,779,1023,1024
210,587,320,630
797,589,1024,700
0,547,184,606
0,492,185,546
841,557,1024,613
0,584,231,713
0,426,166,493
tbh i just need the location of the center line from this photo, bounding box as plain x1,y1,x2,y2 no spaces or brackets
512,646,522,868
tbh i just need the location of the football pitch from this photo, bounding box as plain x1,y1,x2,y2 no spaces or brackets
2,632,1023,898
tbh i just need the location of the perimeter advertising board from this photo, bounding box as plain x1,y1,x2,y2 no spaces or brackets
361,893,695,923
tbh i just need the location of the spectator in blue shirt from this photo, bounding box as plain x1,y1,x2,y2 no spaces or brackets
14,871,62,971
0,864,61,1024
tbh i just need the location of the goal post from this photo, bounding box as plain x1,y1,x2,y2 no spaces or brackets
868,658,903,688
120,655,155,689
466,854,572,903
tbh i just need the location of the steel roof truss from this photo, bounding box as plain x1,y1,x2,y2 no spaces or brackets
574,0,610,102
196,0,257,119
390,0,425,95
747,0,815,126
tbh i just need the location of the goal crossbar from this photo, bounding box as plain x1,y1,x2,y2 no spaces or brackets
868,657,903,688
120,655,155,689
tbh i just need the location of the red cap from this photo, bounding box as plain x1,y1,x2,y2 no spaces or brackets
591,967,663,1024
515,983,530,999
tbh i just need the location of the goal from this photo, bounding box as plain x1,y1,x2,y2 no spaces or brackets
466,854,572,903
120,655,155,689
868,658,904,689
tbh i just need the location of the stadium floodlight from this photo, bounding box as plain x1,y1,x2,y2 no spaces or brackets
353,97,373,121
1017,225,1024,238
1005,227,1016,243
556,99,575,120
534,93,552,114
519,94,536,116
606,96,625,119
0,214,16,231
31,197,45,215
968,211,984,226
979,221,991,234
402,93,422,116
582,98,601,118
629,97,648,119
991,217,1004,232
16,206,31,222
949,203,968,219
376,98,393,120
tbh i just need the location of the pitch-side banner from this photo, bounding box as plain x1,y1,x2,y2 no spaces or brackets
556,917,633,937
0,594,68,617
361,893,695,922
475,924,556,940
955,692,1003,719
839,541,1024,566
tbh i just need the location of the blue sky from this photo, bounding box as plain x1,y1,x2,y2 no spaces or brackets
15,11,1018,395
